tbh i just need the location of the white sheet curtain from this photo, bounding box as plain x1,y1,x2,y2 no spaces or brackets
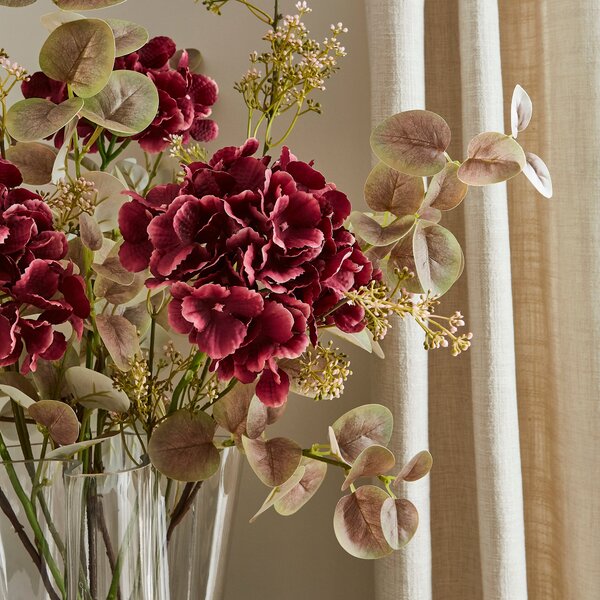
366,1,600,599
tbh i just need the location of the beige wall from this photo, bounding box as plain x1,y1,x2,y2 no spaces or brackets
0,1,374,597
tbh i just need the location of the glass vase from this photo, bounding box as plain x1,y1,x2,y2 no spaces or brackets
0,458,74,600
166,447,242,600
65,461,169,600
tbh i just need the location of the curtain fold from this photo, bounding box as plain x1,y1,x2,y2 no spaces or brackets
366,1,599,599
365,3,432,599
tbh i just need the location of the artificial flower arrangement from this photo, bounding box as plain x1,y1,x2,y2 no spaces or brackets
0,0,551,595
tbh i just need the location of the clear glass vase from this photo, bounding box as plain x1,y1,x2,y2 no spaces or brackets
65,461,169,600
0,458,74,600
166,447,242,600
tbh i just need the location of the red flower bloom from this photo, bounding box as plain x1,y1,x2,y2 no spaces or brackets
119,141,375,406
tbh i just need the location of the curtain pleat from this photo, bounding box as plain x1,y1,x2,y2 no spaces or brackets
365,2,432,599
457,1,529,599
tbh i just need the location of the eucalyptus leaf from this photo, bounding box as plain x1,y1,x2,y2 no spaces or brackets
94,271,146,306
328,426,344,462
350,212,415,248
52,0,126,11
511,84,533,138
212,384,255,439
274,458,327,516
364,162,424,216
0,385,36,409
333,485,393,559
0,0,37,5
79,213,103,251
81,71,159,136
95,314,140,371
65,366,130,412
104,19,149,57
458,132,526,185
170,48,203,73
421,162,468,212
395,450,433,483
46,433,117,459
113,159,149,193
28,400,79,446
6,97,83,143
250,465,306,523
331,404,393,464
148,410,220,482
40,10,83,31
52,118,77,183
242,435,302,487
341,445,396,491
87,171,127,231
92,256,135,285
39,19,115,98
380,497,419,550
246,396,269,440
522,151,553,198
370,110,451,177
5,142,57,185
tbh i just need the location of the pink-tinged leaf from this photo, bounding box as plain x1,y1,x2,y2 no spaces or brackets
342,445,396,491
94,272,146,306
5,97,83,143
380,497,419,550
522,151,553,198
511,84,533,138
275,458,328,516
39,19,115,98
46,432,117,459
95,314,141,372
28,400,79,446
421,162,468,212
246,396,269,439
350,212,415,248
0,373,40,403
170,48,203,73
370,110,451,177
333,485,393,559
79,213,103,251
0,0,37,5
92,256,135,285
212,383,256,439
396,450,433,483
65,366,130,412
241,435,302,487
364,162,424,216
332,404,393,464
5,143,57,185
458,132,526,185
250,465,306,523
52,0,126,8
104,19,149,57
411,221,463,296
328,426,345,462
148,410,220,482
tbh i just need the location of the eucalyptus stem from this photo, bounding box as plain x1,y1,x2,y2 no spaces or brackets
301,449,348,469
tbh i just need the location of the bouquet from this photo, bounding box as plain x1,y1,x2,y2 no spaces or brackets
0,0,551,595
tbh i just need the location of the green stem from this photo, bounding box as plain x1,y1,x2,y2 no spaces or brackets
302,449,348,469
82,126,104,155
12,401,33,461
143,152,164,195
167,353,204,415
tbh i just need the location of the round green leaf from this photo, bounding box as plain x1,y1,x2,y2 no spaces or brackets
212,384,255,440
333,485,393,559
341,445,396,491
28,400,80,446
6,97,83,143
395,450,433,483
95,314,140,372
412,221,463,296
65,366,130,412
370,110,451,177
39,19,115,98
380,497,419,550
79,212,103,251
421,162,468,212
275,458,327,516
40,10,83,32
457,132,526,185
148,410,220,482
5,142,57,185
364,161,424,216
331,404,393,464
241,435,302,487
350,212,415,248
52,0,126,9
104,19,149,57
81,70,159,136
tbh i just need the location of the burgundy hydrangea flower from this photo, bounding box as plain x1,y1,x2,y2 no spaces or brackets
118,141,376,406
0,159,90,372
21,36,218,154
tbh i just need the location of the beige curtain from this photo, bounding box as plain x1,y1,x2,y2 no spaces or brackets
366,1,599,599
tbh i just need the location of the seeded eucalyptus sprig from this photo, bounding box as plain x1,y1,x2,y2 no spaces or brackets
204,1,347,152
